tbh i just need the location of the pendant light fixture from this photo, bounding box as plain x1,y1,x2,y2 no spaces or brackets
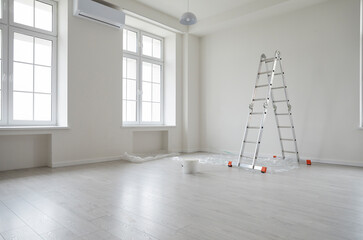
180,0,197,25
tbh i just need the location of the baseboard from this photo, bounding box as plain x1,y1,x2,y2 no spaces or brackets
198,147,363,168
50,155,123,168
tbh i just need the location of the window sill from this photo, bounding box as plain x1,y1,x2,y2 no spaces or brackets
121,125,176,130
0,126,70,135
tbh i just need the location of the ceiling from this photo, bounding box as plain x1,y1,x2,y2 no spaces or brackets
135,0,255,20
133,0,329,35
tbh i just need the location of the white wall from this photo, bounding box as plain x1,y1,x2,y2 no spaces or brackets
200,0,363,165
0,0,184,170
50,0,184,166
182,34,200,152
0,134,51,171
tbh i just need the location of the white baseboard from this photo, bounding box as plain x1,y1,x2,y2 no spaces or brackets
50,155,123,168
199,147,363,168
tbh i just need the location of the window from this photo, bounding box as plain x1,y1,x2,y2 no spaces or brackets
0,0,57,126
123,27,163,125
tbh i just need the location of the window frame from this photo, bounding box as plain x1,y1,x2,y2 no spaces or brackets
0,0,57,126
122,26,164,126
8,26,57,125
0,24,8,125
9,0,57,36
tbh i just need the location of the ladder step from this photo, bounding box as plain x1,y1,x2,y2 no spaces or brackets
255,84,270,88
272,86,287,90
247,126,260,129
275,113,290,116
280,138,295,141
252,98,265,101
278,126,292,128
258,70,273,75
273,100,288,103
250,112,265,115
240,155,253,159
282,150,296,154
244,141,257,144
261,57,281,63
267,72,284,76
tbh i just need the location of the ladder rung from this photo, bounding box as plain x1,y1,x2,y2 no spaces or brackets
240,155,253,159
244,141,257,144
267,72,284,76
261,57,281,63
247,126,260,129
280,138,295,141
252,98,265,101
258,70,273,75
250,112,264,115
278,126,292,128
255,84,269,88
272,86,287,90
273,100,288,103
275,113,290,116
282,150,296,154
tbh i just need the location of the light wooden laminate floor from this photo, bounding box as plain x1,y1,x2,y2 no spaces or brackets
0,157,362,240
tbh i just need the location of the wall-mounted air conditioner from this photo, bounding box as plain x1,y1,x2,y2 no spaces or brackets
74,0,125,29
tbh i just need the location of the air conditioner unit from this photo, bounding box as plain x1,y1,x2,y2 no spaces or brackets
74,0,125,29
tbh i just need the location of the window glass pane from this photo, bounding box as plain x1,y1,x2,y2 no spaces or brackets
13,62,33,92
34,66,51,93
152,64,160,83
122,57,126,78
126,58,136,79
142,36,152,56
34,93,51,121
122,100,126,122
142,82,151,101
0,0,2,19
152,103,160,122
122,79,126,100
35,38,52,66
14,33,33,63
153,39,161,58
127,80,136,100
127,30,137,53
0,91,1,120
142,102,151,122
122,29,127,50
152,83,160,102
142,62,151,82
35,1,53,32
13,91,33,120
14,0,34,27
126,101,136,122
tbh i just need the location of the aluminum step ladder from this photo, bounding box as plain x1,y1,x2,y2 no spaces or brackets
237,51,299,173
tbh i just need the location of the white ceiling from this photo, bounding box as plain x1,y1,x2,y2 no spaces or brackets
133,0,329,35
135,0,255,20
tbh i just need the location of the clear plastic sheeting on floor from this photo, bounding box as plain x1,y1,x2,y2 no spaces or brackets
174,152,299,173
122,152,179,163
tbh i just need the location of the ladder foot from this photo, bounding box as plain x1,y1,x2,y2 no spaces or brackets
261,167,267,173
306,160,311,165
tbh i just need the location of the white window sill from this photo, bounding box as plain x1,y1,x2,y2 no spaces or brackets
0,126,69,130
121,125,176,130
0,126,70,135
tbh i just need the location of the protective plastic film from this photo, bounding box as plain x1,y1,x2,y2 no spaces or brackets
174,152,299,173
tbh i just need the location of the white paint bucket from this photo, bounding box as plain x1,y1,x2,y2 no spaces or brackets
182,159,199,174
